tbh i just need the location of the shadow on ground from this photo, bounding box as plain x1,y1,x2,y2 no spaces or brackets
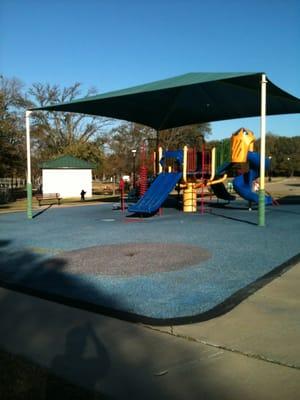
278,195,300,204
33,205,53,219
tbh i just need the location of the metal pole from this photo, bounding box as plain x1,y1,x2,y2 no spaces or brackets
287,157,291,177
268,156,272,182
133,154,136,188
131,149,137,189
258,74,267,227
113,174,116,196
25,110,32,219
201,143,205,214
183,145,188,183
156,130,160,176
158,146,163,174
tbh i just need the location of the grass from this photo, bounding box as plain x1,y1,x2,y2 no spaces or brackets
0,195,120,214
0,349,113,400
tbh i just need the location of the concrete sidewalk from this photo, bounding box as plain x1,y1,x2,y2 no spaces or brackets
0,264,299,399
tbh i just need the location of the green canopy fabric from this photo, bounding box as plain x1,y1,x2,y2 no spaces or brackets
31,72,300,130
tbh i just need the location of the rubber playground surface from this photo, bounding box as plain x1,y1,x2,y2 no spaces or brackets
0,199,299,324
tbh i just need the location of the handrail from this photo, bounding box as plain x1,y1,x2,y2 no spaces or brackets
207,173,228,186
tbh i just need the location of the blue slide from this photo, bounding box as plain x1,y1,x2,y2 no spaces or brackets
233,152,272,205
128,172,182,214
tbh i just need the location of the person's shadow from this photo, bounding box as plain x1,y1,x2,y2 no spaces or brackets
46,322,110,398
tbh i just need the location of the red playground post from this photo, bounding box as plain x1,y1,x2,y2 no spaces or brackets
119,178,125,212
139,144,148,198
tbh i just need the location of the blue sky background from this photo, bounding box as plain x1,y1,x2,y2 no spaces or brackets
1,0,299,140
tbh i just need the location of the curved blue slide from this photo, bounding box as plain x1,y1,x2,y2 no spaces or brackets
233,152,272,205
128,172,182,214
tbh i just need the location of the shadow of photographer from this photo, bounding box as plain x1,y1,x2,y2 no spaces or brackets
46,322,110,398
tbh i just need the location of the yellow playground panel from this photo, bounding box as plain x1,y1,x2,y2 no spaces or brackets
231,128,255,163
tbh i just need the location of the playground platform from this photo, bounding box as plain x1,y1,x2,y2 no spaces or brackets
0,198,299,324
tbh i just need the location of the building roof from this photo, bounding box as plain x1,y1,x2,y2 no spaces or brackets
40,155,95,169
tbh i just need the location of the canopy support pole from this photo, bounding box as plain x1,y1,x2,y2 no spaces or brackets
26,110,33,219
258,74,267,227
156,130,160,176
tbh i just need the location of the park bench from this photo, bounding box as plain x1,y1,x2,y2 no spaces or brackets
35,193,62,206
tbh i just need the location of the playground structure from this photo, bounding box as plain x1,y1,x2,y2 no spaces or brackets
127,128,273,215
231,128,272,206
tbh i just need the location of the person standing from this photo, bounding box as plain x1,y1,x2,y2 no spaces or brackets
80,189,86,201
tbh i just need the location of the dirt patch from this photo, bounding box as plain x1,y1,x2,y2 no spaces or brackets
48,243,212,276
266,177,300,197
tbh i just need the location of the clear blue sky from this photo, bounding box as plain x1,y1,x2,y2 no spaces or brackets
1,0,299,140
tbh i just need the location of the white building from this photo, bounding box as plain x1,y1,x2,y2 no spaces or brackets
41,155,94,198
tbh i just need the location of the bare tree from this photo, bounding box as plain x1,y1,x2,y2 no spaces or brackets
159,123,211,149
104,123,155,176
29,82,111,159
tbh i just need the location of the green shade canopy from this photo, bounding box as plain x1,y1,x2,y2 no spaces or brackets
31,72,300,130
40,155,95,169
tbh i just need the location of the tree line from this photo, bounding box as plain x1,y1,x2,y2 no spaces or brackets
1,75,299,187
